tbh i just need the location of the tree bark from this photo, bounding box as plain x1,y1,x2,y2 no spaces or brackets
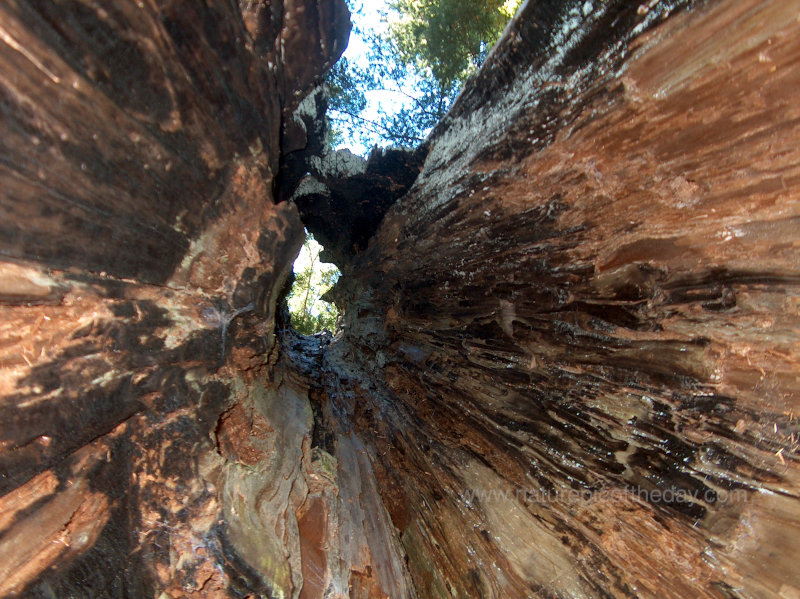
1,0,799,598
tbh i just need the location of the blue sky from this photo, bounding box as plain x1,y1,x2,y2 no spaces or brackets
334,0,522,154
335,0,414,154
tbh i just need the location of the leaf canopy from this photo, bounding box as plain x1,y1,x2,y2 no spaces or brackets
327,0,522,149
287,235,340,335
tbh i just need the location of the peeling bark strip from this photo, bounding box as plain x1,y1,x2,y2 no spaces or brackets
1,0,799,598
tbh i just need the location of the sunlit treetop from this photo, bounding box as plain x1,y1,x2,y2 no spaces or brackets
286,234,340,335
327,0,523,151
389,0,520,95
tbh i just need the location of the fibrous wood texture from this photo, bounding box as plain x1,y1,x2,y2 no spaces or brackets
0,1,353,596
330,1,800,596
1,0,799,598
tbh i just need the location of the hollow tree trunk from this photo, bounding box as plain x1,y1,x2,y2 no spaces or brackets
1,1,799,598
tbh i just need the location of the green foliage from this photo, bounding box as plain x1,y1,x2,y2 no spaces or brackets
327,0,522,148
286,234,340,335
327,38,445,148
388,0,515,94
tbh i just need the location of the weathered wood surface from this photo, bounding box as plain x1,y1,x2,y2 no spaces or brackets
0,0,799,598
0,1,362,597
328,0,800,597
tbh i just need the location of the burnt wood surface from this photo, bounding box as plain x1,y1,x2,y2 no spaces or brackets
1,0,799,598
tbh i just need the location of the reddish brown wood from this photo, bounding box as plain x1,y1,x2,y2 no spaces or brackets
1,0,798,597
